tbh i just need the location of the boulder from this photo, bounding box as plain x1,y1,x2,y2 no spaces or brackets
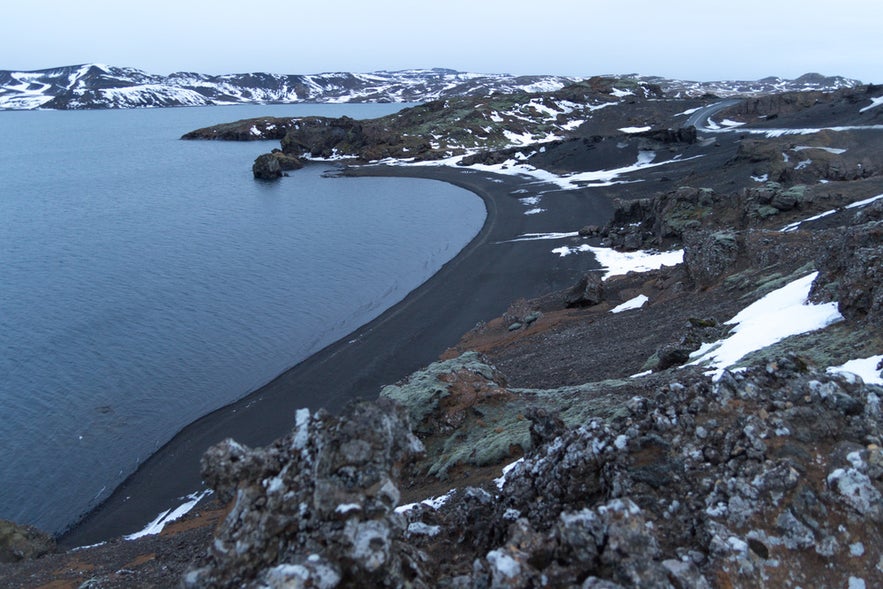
565,272,605,307
251,153,282,180
185,399,427,588
683,230,741,288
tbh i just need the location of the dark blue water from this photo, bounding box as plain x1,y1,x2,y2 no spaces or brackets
0,104,485,533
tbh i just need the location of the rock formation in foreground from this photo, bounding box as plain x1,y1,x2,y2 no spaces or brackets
185,354,881,588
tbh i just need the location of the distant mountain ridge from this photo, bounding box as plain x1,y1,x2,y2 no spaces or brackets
0,63,864,110
0,64,578,110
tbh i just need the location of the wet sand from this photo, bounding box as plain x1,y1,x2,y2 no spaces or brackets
61,164,613,547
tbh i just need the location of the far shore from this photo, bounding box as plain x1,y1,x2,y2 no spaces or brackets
60,163,611,547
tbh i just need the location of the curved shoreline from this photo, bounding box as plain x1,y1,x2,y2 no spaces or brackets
61,164,612,547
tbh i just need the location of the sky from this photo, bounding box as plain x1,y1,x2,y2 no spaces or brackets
4,0,881,83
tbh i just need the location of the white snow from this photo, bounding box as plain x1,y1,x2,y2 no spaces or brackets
848,577,866,589
335,503,361,514
292,408,311,450
687,272,843,380
124,489,212,540
751,174,769,182
395,490,455,514
487,549,521,578
397,146,702,191
827,355,883,385
524,208,545,215
611,294,649,313
507,232,580,242
859,96,883,113
793,145,847,155
675,107,702,116
407,522,441,536
720,119,745,127
780,193,883,232
794,159,812,170
552,245,684,280
619,126,651,133
610,87,634,98
495,458,524,490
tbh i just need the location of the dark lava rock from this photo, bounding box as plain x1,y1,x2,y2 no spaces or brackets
565,272,605,307
185,399,426,588
812,216,883,324
252,153,283,180
683,230,741,288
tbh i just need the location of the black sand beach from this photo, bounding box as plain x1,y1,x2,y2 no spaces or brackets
61,164,613,547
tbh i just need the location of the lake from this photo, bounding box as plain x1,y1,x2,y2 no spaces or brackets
0,104,485,534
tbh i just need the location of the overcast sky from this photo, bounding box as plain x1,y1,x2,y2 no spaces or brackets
4,0,881,82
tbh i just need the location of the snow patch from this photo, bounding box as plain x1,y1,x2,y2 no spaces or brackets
827,355,883,386
780,193,883,232
124,489,212,540
611,294,649,313
395,490,455,514
552,245,684,280
687,272,843,380
495,458,524,490
793,145,847,155
619,126,651,133
859,96,883,113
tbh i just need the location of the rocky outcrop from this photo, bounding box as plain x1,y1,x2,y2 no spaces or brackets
187,356,883,588
185,399,425,588
251,150,304,179
565,272,606,307
0,520,55,563
182,117,300,141
251,153,283,180
683,230,742,288
811,202,883,325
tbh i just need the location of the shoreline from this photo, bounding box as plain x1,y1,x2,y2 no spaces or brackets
60,163,612,547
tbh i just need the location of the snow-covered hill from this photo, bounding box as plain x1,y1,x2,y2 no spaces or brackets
0,64,578,110
0,64,864,110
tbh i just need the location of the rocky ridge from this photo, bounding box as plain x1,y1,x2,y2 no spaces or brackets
0,64,577,111
1,64,861,111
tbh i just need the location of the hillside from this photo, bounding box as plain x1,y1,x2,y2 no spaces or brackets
1,76,882,588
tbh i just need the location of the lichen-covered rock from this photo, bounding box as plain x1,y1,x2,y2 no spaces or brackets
184,352,882,588
396,357,883,588
185,399,426,588
0,520,55,563
683,230,741,287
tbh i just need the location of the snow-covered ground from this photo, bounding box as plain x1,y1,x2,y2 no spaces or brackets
686,272,843,380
